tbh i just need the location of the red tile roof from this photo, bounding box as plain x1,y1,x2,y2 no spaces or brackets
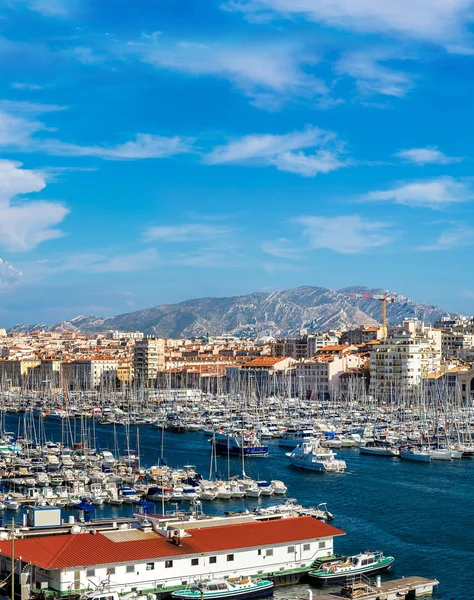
0,517,344,569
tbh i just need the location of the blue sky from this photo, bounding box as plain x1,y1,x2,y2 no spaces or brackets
1,0,474,326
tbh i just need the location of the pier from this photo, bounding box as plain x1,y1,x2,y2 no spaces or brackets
305,575,439,599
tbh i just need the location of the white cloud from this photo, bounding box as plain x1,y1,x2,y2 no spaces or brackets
144,223,232,243
261,238,303,258
11,82,43,90
27,249,159,276
0,258,22,287
0,160,68,251
42,134,193,160
205,127,346,176
127,37,329,109
269,150,346,176
0,103,193,160
222,0,474,47
293,214,394,254
419,223,474,251
336,51,414,98
395,147,463,165
6,0,77,17
367,177,474,209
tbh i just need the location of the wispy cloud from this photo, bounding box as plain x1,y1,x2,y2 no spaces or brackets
294,214,394,254
336,50,415,98
367,177,474,209
144,223,232,243
261,238,304,259
222,0,474,48
0,160,68,251
11,82,44,90
32,248,159,275
0,258,22,288
42,134,193,160
262,214,394,257
395,147,463,165
0,102,193,160
125,36,329,110
205,127,347,176
4,0,78,17
419,223,474,251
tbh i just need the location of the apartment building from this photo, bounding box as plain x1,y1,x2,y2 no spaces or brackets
370,334,441,394
133,337,166,381
73,358,119,388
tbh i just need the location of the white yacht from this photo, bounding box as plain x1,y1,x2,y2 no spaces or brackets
279,428,314,448
286,439,346,472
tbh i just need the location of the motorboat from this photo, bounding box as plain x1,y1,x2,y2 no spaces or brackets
287,439,346,472
211,431,268,457
171,577,273,599
278,428,314,448
309,550,394,582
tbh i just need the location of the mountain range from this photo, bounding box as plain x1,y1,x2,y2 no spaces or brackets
7,286,456,338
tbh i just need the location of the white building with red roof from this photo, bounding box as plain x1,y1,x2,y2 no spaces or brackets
0,516,344,598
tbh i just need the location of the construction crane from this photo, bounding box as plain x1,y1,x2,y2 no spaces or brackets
347,293,396,339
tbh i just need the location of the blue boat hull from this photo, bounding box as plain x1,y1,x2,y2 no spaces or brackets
214,442,268,456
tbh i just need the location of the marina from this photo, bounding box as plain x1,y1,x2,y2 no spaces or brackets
0,411,469,598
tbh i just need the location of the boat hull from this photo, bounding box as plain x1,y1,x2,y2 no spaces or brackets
172,582,273,599
214,442,268,457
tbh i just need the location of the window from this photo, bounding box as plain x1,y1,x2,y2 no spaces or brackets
227,555,234,562
257,549,262,555
209,556,217,564
107,567,116,576
146,563,154,571
303,544,311,551
165,560,173,569
287,546,295,553
318,541,326,549
86,569,95,578
191,559,199,566
126,565,134,574
266,549,273,557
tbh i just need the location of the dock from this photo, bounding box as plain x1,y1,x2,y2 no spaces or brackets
304,575,439,599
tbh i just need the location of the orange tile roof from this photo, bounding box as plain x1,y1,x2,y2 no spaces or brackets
0,517,344,569
243,357,289,367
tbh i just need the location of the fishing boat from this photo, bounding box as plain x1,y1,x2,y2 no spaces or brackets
171,577,274,599
308,550,394,582
286,440,346,472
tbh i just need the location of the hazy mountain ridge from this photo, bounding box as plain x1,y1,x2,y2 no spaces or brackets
8,286,456,337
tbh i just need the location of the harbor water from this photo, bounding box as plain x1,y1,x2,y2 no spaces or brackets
3,414,472,600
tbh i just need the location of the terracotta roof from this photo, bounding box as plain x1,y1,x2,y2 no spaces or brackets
0,517,344,569
316,345,349,352
242,357,289,368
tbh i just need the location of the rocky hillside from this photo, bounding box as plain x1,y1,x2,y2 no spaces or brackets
8,285,456,338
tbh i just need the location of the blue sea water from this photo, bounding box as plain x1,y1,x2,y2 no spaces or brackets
3,415,472,600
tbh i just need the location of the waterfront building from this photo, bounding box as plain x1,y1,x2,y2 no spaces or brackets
0,516,344,597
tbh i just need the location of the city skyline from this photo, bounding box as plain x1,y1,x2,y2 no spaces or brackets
1,0,474,326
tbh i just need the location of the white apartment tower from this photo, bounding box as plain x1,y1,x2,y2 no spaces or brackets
133,337,165,381
370,333,441,394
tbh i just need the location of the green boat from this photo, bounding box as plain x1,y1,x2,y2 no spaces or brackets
308,550,394,582
171,577,273,599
